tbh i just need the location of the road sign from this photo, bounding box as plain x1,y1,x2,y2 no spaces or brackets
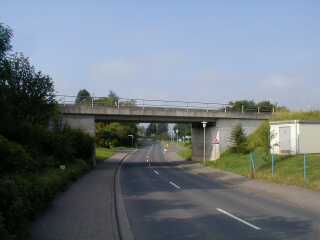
212,138,219,144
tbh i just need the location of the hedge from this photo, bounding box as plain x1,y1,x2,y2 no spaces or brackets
0,160,89,240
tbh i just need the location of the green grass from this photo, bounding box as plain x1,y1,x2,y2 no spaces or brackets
177,142,192,160
209,148,320,191
208,111,320,191
178,147,192,160
95,147,115,161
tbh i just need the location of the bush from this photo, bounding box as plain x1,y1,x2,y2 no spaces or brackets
229,124,248,154
247,121,270,153
0,213,13,240
0,135,36,174
0,160,89,240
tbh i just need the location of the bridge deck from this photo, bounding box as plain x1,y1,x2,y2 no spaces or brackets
60,104,271,123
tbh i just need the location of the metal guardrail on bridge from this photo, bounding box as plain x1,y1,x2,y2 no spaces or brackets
55,95,275,114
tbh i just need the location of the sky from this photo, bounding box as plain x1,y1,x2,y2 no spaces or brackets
2,0,320,110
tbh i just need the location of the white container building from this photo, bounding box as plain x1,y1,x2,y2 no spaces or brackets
270,120,320,155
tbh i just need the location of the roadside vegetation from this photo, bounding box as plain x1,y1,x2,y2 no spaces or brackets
96,147,115,162
177,142,192,160
0,23,94,239
209,111,320,191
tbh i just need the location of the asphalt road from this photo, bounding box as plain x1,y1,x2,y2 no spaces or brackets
120,142,320,240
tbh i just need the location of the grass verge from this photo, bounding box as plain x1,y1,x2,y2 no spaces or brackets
177,143,192,160
208,148,320,191
96,147,115,161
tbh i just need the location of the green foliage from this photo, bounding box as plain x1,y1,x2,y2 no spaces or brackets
177,144,192,160
95,147,114,161
272,111,320,121
0,53,56,125
173,123,191,137
229,124,248,153
0,23,95,239
0,213,13,240
94,90,119,106
0,23,12,60
0,160,89,240
96,122,137,148
146,123,169,139
229,100,276,112
75,89,91,104
0,135,36,174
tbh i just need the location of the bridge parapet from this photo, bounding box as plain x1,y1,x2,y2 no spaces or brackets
60,104,271,123
56,95,274,119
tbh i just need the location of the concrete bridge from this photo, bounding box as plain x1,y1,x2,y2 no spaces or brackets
60,100,271,165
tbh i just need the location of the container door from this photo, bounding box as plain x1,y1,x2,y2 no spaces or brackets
279,126,291,153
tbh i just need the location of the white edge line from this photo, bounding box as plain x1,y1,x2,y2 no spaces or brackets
216,208,261,230
153,170,160,175
169,181,181,189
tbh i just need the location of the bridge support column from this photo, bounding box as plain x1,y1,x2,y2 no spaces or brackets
62,115,96,167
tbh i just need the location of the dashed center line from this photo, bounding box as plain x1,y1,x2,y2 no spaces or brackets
216,208,261,230
169,181,181,189
153,170,160,175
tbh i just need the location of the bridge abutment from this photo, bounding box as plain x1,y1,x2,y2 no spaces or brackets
62,115,96,166
192,119,264,162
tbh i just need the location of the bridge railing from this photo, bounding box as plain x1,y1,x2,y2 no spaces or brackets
55,95,274,113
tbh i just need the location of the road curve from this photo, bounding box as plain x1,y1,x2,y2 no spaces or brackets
120,142,320,240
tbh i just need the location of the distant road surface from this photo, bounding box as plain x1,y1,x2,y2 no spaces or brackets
121,142,320,240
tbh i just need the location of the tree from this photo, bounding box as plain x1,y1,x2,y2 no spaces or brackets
158,123,169,139
75,89,91,104
95,90,119,106
0,53,55,125
0,23,12,60
229,100,256,112
146,123,157,137
146,123,168,139
96,122,138,148
173,123,191,137
229,124,248,153
229,100,277,113
257,101,275,112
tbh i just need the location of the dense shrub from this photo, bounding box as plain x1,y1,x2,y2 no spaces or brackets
0,22,95,240
0,160,89,240
0,213,13,240
229,124,248,154
0,135,36,174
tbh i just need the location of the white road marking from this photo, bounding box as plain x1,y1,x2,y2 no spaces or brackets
153,170,160,175
216,208,261,230
169,181,181,189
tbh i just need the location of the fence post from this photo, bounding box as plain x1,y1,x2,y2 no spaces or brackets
117,100,120,109
224,106,227,112
241,105,244,113
272,154,275,176
257,106,260,114
304,154,308,183
249,152,256,178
